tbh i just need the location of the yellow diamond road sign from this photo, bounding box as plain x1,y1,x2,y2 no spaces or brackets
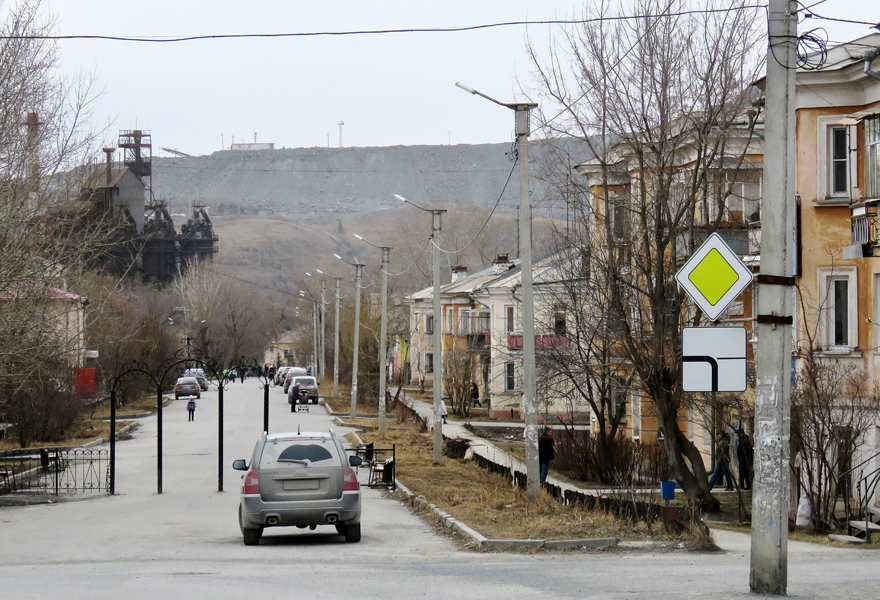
675,233,753,322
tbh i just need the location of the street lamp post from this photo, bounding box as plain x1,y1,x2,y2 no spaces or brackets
306,271,328,378
333,277,341,399
456,82,540,497
335,254,365,418
355,234,392,437
397,193,446,464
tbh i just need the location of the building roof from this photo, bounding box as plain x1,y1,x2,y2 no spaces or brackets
87,167,143,190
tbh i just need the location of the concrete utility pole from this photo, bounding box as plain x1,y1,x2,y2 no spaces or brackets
751,0,797,594
333,277,341,398
397,194,446,464
455,82,539,497
355,234,393,437
335,255,364,417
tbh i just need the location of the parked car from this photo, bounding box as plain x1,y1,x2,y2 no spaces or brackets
183,368,209,391
288,376,319,404
282,367,308,393
174,376,201,399
232,430,362,545
274,366,290,386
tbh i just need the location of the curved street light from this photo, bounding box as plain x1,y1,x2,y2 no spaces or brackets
335,253,365,418
355,233,393,437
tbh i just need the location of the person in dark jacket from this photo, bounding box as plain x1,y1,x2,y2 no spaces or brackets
708,431,734,490
538,428,554,482
290,384,300,413
736,429,754,490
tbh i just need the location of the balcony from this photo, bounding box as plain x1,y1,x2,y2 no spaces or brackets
851,206,877,244
508,334,569,351
844,204,879,259
465,331,490,352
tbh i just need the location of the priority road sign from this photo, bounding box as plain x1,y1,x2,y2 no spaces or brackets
675,233,753,322
682,326,747,392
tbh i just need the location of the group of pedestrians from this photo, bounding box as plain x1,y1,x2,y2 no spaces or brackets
708,428,754,491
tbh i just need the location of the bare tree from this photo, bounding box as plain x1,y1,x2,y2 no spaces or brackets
0,0,117,442
525,0,763,509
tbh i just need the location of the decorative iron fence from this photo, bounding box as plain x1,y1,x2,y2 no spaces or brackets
0,448,109,495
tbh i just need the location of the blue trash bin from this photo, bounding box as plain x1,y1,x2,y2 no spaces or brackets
661,480,676,506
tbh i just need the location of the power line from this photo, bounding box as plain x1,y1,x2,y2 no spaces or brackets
3,7,769,43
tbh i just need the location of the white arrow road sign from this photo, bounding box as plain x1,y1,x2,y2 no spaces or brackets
682,326,747,392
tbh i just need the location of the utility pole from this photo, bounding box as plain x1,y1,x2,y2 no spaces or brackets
333,277,341,398
397,194,446,463
751,0,797,594
350,263,364,417
455,82,539,496
320,278,326,379
378,245,391,436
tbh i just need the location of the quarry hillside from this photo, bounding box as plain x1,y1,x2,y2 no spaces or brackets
151,140,592,220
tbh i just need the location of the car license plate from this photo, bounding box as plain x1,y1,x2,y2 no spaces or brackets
282,479,320,491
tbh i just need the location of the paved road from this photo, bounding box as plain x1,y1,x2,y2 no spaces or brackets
1,379,878,599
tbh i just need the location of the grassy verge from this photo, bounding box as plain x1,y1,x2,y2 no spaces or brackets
351,422,692,546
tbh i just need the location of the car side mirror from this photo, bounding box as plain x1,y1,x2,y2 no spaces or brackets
349,455,363,467
232,459,248,471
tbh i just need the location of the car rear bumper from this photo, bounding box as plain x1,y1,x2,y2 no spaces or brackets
240,492,361,528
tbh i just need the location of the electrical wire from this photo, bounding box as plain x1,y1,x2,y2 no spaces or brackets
4,8,770,43
430,151,518,255
797,28,828,70
385,237,431,277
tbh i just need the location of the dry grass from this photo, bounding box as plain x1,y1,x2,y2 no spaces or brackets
0,418,135,451
356,426,683,543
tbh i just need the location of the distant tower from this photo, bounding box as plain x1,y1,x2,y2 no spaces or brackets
338,121,344,148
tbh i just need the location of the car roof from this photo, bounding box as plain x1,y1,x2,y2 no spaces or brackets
266,431,331,442
177,376,198,382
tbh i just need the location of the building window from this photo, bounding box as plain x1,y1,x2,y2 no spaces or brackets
505,305,516,333
505,362,516,391
866,115,880,199
830,126,849,196
554,307,567,336
818,267,857,350
425,352,434,374
445,307,454,333
425,314,434,335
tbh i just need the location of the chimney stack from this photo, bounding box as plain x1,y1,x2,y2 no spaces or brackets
103,147,115,185
451,265,468,283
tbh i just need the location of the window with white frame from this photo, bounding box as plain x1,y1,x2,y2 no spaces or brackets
425,314,434,335
505,362,516,391
818,266,857,350
866,115,880,199
817,116,856,201
445,307,454,333
425,352,434,374
505,305,516,333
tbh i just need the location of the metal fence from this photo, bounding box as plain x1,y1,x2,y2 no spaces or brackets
0,448,109,495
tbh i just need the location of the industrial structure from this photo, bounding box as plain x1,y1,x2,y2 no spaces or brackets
83,130,218,282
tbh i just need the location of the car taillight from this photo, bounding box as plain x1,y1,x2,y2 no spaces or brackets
174,385,181,390
243,470,260,494
342,466,359,491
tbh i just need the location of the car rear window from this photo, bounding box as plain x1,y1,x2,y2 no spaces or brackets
259,439,340,468
293,378,316,387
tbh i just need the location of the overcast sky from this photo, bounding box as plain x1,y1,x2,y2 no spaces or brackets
44,0,879,158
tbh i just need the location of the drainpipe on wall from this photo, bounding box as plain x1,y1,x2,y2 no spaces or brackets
863,49,880,82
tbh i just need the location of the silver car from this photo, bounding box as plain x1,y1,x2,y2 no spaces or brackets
288,376,320,404
233,430,362,545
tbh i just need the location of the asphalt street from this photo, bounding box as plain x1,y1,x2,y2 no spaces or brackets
0,379,878,599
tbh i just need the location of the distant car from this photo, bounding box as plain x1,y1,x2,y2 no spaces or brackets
174,376,201,399
288,376,319,404
183,368,209,391
282,368,308,393
232,430,362,545
274,366,290,386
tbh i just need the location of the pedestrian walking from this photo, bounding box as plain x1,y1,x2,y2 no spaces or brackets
736,429,754,490
708,431,734,490
439,397,448,424
187,398,196,422
240,369,245,384
538,427,554,482
471,382,481,408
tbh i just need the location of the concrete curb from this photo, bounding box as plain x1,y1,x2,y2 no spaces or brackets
82,422,138,448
